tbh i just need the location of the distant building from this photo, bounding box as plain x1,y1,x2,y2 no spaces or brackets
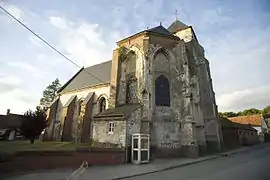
0,109,22,140
220,117,259,147
228,114,264,134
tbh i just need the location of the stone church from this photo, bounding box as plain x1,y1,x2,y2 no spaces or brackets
45,19,222,158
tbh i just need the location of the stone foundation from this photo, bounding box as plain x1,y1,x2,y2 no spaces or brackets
206,140,221,153
181,145,199,158
198,145,207,156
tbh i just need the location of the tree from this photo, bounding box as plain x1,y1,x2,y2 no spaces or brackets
20,107,48,144
220,112,238,117
263,106,270,115
241,108,261,116
40,78,61,109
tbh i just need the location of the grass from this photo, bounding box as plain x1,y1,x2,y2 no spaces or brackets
0,140,92,155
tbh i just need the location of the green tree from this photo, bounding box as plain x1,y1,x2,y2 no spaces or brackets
263,106,270,115
40,78,61,109
220,112,238,117
20,107,48,144
241,108,261,116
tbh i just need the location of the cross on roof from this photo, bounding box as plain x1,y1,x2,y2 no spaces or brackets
175,9,179,20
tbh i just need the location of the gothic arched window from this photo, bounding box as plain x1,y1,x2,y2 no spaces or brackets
99,97,106,113
155,75,170,106
126,75,137,104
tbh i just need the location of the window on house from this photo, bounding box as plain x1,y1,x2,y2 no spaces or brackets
99,97,106,113
155,75,170,106
108,122,114,134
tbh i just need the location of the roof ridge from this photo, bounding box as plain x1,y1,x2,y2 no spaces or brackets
85,60,111,69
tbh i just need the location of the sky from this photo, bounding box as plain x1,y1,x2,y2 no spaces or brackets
0,0,269,114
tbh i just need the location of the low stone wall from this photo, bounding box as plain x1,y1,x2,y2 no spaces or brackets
0,148,125,173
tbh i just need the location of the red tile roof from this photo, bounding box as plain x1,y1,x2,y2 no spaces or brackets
228,114,262,126
220,117,257,131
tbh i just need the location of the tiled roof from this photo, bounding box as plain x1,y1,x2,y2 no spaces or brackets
0,114,22,129
228,114,262,126
59,60,112,93
220,117,257,131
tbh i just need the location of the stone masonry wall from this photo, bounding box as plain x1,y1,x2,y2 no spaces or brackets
52,85,110,141
126,108,142,147
93,119,126,147
147,41,199,157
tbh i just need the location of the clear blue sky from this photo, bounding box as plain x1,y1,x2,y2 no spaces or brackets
0,0,269,114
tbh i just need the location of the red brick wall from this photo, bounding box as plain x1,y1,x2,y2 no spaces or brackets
0,149,125,173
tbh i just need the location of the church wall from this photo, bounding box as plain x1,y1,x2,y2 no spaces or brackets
93,119,126,147
149,35,178,49
175,27,193,42
117,34,145,50
116,52,137,106
52,85,110,141
126,108,142,146
148,45,187,156
190,41,221,151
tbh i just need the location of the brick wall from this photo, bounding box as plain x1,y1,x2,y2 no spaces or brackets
0,148,125,173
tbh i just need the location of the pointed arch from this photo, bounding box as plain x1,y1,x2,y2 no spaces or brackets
99,97,106,113
152,46,171,61
155,75,170,106
97,94,108,113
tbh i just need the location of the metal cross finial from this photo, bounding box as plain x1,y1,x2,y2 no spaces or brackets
175,9,178,20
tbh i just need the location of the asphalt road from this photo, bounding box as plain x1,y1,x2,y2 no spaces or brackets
125,145,270,180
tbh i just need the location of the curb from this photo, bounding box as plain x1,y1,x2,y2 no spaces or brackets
111,145,266,180
112,155,220,180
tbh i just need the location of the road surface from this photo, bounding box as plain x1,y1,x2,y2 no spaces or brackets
125,145,270,180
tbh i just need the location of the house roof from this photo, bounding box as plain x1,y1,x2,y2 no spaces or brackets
167,19,189,33
220,117,257,131
228,114,262,126
59,60,112,93
93,103,142,118
0,114,22,129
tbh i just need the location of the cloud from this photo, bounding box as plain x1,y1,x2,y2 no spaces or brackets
5,4,23,19
0,74,22,94
217,85,270,112
48,16,117,67
49,16,68,29
29,35,43,48
6,61,43,78
0,88,38,114
200,8,232,25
